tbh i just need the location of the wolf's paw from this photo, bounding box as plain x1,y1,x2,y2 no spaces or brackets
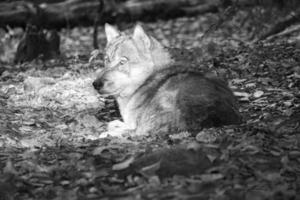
99,120,133,138
107,120,128,130
195,128,220,143
100,130,127,138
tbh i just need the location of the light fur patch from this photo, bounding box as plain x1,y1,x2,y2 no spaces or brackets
159,90,178,110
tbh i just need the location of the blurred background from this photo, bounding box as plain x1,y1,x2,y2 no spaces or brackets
0,0,300,64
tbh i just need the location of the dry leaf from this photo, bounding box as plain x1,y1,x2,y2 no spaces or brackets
112,156,135,171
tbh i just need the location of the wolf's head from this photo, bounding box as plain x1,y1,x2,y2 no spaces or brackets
93,24,173,98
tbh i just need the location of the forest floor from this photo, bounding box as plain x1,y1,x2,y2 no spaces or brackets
0,9,300,200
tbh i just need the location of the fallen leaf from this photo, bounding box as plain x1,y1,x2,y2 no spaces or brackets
253,90,264,98
140,161,161,177
92,144,120,155
112,156,135,171
234,91,250,101
200,173,224,182
3,159,18,175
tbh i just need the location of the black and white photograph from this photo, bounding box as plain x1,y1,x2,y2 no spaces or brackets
0,0,299,199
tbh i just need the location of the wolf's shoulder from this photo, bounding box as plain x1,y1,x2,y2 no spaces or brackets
136,62,205,94
145,62,226,89
134,62,232,106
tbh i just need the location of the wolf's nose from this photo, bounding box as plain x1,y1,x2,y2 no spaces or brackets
93,79,103,90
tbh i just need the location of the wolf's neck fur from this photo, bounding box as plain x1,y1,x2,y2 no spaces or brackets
118,38,173,101
116,37,174,126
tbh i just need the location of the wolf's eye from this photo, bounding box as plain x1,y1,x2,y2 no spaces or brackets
119,57,128,65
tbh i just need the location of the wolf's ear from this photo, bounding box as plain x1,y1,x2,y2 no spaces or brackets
132,24,151,49
105,23,120,43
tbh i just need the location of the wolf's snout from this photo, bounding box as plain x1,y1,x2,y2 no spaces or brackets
93,78,103,91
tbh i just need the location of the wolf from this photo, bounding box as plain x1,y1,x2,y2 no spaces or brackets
93,24,241,137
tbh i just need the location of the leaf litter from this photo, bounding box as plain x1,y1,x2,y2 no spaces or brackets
0,9,300,200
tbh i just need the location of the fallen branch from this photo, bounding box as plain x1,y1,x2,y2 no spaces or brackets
0,0,220,29
264,24,300,42
258,7,300,40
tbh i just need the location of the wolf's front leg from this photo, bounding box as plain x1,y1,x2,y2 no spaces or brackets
100,120,135,138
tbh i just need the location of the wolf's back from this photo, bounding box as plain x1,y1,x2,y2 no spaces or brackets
131,63,241,135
